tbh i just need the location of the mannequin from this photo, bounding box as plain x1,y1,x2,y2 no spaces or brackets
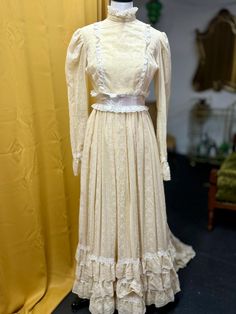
110,0,134,10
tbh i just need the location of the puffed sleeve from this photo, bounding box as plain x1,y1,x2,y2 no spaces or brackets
65,28,89,176
154,31,172,181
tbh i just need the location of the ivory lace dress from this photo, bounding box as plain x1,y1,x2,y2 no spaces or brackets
65,5,196,314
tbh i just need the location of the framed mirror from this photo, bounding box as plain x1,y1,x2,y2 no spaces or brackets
192,9,236,92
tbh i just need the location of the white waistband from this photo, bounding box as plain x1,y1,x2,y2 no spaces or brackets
91,94,149,113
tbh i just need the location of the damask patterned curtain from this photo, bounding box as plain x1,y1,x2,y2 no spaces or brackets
0,0,108,313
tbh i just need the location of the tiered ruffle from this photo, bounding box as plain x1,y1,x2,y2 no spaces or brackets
72,234,196,314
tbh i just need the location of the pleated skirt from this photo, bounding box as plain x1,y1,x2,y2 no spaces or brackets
72,108,196,314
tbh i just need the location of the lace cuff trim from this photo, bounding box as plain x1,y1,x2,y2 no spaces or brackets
161,160,171,181
73,153,82,176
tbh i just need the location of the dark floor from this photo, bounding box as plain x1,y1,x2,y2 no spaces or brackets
53,153,236,314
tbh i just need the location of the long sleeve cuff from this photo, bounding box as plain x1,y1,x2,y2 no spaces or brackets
72,152,82,176
161,159,171,181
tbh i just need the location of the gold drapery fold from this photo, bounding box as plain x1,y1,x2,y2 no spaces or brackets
0,1,108,313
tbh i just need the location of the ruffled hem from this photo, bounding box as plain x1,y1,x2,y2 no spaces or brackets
72,233,196,314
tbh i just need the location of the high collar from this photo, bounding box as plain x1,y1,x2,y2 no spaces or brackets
106,5,138,22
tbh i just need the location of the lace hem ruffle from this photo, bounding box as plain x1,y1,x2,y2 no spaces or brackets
72,235,196,314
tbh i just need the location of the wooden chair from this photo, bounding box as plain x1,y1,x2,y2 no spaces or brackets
208,167,236,231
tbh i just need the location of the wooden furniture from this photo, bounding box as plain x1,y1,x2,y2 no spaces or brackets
208,168,236,231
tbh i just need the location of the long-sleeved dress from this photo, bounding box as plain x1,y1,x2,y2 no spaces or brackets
65,5,196,314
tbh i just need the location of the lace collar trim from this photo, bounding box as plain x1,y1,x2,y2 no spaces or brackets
107,5,138,22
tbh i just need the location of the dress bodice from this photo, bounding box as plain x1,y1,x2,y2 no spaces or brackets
86,9,155,99
65,5,172,180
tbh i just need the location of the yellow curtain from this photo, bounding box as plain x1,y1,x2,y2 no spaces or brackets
0,1,108,313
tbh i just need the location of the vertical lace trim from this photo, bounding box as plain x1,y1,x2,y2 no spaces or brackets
136,24,151,95
93,22,106,93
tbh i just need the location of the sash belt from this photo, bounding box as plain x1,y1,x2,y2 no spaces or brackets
91,94,149,112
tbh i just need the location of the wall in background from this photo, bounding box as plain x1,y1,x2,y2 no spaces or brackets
136,0,236,154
